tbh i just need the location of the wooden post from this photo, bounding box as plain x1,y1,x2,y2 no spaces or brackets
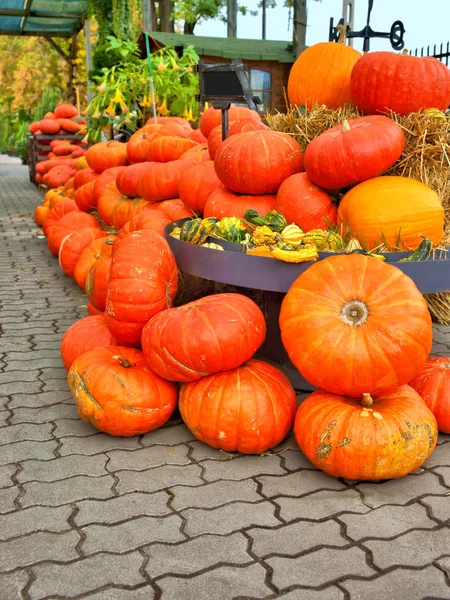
262,0,266,40
142,0,152,31
227,0,237,38
84,19,93,103
342,0,355,46
293,0,307,57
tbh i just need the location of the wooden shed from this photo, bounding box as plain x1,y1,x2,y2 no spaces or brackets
140,32,296,113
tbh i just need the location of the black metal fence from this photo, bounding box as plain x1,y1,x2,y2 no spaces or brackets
410,41,450,66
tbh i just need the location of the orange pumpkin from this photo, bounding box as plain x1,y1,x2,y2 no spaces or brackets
87,301,104,316
288,29,361,109
204,187,276,220
86,256,112,311
179,359,297,454
214,130,304,195
68,346,178,436
61,315,116,370
144,199,192,221
178,162,222,215
127,128,159,163
56,118,83,134
54,103,78,119
141,293,267,382
74,168,99,191
179,143,211,163
105,230,178,346
44,200,101,257
137,160,194,202
34,204,50,227
59,228,106,278
97,182,149,229
200,106,261,138
148,135,197,162
409,357,450,433
116,163,151,198
46,165,74,189
74,180,97,212
74,235,115,290
93,166,127,205
39,119,60,135
280,254,433,397
294,386,437,480
189,128,208,143
276,173,337,232
337,176,445,250
86,141,128,173
75,156,89,171
116,210,170,242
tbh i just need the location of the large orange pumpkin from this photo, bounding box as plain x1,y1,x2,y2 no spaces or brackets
74,235,115,290
148,135,197,162
214,131,304,195
86,141,128,173
74,168,99,191
144,199,192,221
189,129,208,143
304,116,405,190
127,128,159,163
179,143,211,163
200,106,261,138
74,180,97,212
337,176,445,250
92,166,127,206
141,293,266,382
288,30,361,109
46,165,74,189
178,162,222,215
54,103,78,119
204,187,276,221
59,227,106,278
39,119,60,135
116,210,170,242
350,51,450,116
44,200,101,257
87,301,104,316
68,346,178,436
409,357,450,433
294,386,437,480
116,163,151,198
280,254,433,397
61,315,116,371
97,182,149,229
86,256,112,311
105,230,178,346
179,359,297,454
137,160,194,202
276,173,337,232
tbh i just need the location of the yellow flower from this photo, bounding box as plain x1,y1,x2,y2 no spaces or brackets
104,100,116,116
170,57,180,71
157,59,167,72
112,89,125,103
140,95,151,108
96,82,106,94
187,107,195,122
156,98,170,116
203,101,209,111
182,106,190,119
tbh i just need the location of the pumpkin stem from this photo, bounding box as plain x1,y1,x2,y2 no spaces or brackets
402,49,409,55
340,299,369,327
112,355,131,368
336,24,347,44
361,393,374,407
342,120,351,133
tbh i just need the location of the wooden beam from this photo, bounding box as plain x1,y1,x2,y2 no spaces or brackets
142,0,152,32
44,37,71,62
0,30,73,37
84,19,94,103
20,0,34,34
293,0,307,57
0,8,82,18
227,0,237,38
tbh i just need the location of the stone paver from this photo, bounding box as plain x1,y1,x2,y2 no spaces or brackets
1,159,450,598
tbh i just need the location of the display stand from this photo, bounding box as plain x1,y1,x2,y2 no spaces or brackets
165,219,450,391
28,133,86,184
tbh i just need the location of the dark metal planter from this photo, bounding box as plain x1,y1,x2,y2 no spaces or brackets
165,219,450,391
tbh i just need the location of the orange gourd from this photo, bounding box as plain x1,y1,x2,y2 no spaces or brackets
409,357,450,433
86,141,128,173
86,256,112,311
97,182,149,229
178,162,222,215
61,315,116,370
74,235,115,290
204,187,276,220
59,227,106,278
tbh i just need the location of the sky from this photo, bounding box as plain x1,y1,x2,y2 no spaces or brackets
195,0,450,55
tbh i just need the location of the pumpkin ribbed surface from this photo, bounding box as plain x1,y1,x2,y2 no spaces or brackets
61,315,116,371
280,254,432,397
204,187,276,220
409,357,450,433
97,182,149,229
74,235,115,290
179,359,296,453
59,228,106,279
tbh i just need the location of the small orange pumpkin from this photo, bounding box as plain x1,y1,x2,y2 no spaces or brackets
409,357,450,433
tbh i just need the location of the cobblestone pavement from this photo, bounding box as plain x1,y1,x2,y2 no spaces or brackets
1,156,450,600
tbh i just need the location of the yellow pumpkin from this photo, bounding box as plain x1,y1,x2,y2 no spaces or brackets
287,28,361,109
337,176,444,250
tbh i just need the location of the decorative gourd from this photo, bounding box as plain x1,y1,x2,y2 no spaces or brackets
251,226,279,246
178,162,222,215
287,27,361,109
86,141,128,173
141,293,267,382
215,131,304,195
74,235,115,290
280,224,305,247
148,135,197,162
97,182,149,229
276,173,337,232
400,235,433,262
301,229,329,251
271,244,318,263
68,346,178,436
244,210,288,232
200,106,261,138
61,315,116,371
179,359,297,454
294,386,438,480
337,176,445,250
204,187,277,221
59,228,106,279
116,163,152,198
137,160,194,202
350,51,450,116
179,217,218,245
280,254,433,397
85,256,112,311
304,116,405,189
116,210,171,242
213,217,247,242
409,357,450,433
105,230,178,346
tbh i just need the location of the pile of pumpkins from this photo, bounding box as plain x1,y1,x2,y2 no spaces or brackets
30,107,449,481
30,102,88,188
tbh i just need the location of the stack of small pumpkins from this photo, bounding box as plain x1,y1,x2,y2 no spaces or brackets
280,252,449,480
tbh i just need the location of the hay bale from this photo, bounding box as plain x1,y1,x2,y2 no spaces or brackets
267,105,450,323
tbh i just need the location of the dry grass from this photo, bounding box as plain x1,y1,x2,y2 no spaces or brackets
267,105,450,323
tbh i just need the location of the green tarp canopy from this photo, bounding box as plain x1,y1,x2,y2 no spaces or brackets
0,0,86,37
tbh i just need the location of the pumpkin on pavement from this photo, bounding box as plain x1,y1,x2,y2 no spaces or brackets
409,357,450,433
280,254,432,397
179,359,297,453
58,228,106,279
294,386,438,480
141,293,266,382
68,346,178,436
